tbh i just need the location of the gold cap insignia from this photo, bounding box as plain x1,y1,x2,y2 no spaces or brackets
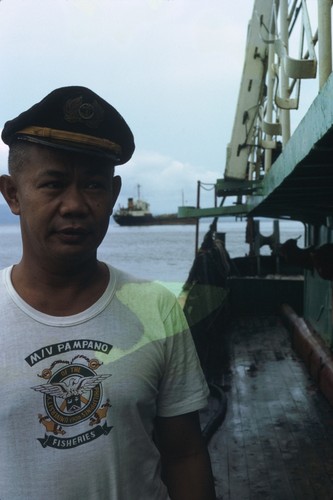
64,96,104,129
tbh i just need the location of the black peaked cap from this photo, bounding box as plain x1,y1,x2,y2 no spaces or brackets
1,86,135,164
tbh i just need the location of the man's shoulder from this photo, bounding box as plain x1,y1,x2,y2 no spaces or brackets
0,266,14,307
109,265,180,319
111,265,175,298
0,265,10,283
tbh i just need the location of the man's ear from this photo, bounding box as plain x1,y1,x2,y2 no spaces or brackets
0,175,21,215
110,175,122,214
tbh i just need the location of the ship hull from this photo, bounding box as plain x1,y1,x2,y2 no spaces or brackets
113,214,196,226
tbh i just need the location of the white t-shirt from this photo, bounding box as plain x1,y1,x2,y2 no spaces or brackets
0,264,209,500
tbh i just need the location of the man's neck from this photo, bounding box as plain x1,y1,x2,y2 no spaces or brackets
10,258,110,316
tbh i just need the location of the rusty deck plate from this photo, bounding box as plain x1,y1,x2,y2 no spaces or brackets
205,316,333,500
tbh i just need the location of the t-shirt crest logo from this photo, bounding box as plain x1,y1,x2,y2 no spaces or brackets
63,96,104,129
29,347,114,450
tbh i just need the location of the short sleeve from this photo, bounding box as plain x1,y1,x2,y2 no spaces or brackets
156,300,209,417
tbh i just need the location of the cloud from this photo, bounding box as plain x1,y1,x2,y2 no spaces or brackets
2,0,318,215
116,149,219,214
0,0,319,218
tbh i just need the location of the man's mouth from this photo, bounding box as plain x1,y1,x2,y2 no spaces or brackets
59,227,88,235
56,227,90,242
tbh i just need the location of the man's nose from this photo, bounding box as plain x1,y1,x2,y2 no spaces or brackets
59,185,89,216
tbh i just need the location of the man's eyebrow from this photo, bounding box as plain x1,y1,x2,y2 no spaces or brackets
37,165,111,177
83,167,111,178
39,169,67,178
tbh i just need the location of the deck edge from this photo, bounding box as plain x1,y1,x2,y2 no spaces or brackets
280,303,333,407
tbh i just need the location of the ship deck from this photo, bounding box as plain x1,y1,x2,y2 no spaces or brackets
202,315,333,500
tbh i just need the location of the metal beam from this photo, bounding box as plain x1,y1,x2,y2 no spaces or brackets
178,205,250,219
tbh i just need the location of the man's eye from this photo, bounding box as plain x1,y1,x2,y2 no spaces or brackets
86,182,104,189
42,181,63,189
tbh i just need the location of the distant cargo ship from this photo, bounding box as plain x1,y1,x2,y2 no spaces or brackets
113,191,196,227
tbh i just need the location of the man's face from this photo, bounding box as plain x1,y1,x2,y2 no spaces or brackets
3,144,121,267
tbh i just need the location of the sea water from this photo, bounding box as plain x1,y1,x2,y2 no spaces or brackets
0,218,305,295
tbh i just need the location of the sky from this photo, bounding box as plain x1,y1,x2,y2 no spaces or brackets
0,0,319,214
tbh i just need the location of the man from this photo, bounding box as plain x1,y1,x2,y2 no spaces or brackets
0,86,216,499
